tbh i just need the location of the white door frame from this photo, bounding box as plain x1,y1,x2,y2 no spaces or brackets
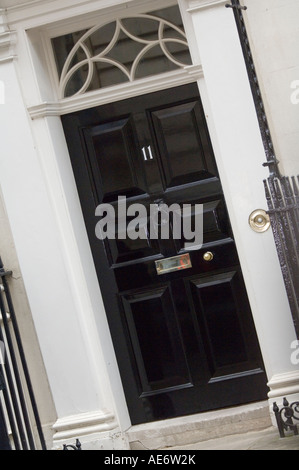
2,0,298,447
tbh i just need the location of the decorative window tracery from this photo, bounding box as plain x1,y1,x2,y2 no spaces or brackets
52,6,192,98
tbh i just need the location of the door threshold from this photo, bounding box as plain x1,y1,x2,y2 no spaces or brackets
126,401,271,450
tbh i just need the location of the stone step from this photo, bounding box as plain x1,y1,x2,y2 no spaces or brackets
127,401,272,450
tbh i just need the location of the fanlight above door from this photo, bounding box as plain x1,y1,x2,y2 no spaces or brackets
52,7,193,98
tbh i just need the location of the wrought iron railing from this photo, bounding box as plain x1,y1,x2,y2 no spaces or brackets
227,0,299,339
273,398,299,438
264,178,299,337
0,258,46,450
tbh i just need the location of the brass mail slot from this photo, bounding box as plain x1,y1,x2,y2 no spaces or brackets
155,254,192,275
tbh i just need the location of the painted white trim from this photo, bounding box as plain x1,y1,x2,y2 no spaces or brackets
52,408,130,449
267,371,299,400
28,65,203,118
0,30,17,63
0,56,16,64
5,0,177,28
5,0,57,12
52,409,117,440
187,0,227,13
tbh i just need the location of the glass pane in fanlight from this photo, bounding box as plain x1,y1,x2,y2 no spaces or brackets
121,16,159,42
164,41,192,66
85,22,118,56
105,30,144,70
52,30,87,78
89,62,129,91
64,64,89,97
134,44,179,80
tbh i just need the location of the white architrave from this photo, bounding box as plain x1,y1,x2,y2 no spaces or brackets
2,0,298,449
28,65,202,118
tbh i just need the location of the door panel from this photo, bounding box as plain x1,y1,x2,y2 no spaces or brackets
62,83,268,425
121,284,192,395
174,197,232,253
104,206,161,266
151,100,218,188
82,116,147,204
189,271,256,375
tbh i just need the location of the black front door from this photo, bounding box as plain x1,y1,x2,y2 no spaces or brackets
62,83,268,425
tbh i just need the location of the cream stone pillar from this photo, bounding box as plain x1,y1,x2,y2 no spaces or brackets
0,11,129,449
179,0,299,416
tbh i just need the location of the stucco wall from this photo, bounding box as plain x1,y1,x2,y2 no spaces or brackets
244,0,299,176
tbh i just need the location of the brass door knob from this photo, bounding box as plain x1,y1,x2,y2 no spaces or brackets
249,209,271,233
203,252,214,262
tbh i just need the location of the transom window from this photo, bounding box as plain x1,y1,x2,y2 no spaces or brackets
51,5,192,98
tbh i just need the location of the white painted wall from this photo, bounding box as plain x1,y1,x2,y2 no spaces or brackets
244,0,299,176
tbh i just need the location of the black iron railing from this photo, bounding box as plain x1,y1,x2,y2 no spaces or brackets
63,439,82,451
227,0,299,339
0,258,46,450
273,398,299,438
264,178,299,337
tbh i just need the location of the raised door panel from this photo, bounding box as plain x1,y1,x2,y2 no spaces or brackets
188,270,264,382
101,205,162,267
82,116,147,204
150,100,218,189
173,197,233,254
121,284,192,396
